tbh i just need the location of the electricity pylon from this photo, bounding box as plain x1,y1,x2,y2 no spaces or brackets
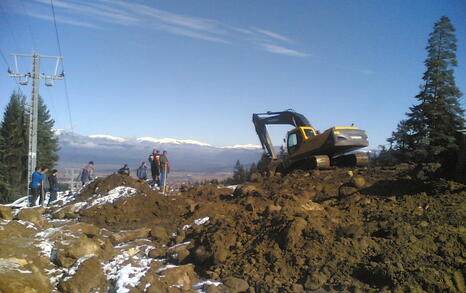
8,53,64,195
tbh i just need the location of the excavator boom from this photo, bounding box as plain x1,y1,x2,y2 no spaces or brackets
253,110,311,159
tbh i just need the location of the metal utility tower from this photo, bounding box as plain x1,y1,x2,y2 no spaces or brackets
8,53,64,194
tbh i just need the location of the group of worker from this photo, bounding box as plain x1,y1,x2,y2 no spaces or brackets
28,167,59,207
127,149,170,186
28,149,170,207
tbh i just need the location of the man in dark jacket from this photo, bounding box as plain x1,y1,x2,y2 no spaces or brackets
29,167,44,207
149,150,161,184
137,162,148,180
160,151,170,188
47,169,59,206
118,164,130,176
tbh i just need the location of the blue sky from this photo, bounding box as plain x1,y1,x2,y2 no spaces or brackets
0,0,465,148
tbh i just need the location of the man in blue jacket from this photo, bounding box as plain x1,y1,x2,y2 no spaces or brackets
137,162,148,180
29,167,45,207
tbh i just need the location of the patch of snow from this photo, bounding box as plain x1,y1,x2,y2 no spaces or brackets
193,280,222,292
155,264,178,273
0,259,32,274
76,186,137,211
17,220,38,230
103,245,154,293
89,134,126,142
137,137,211,146
182,217,210,230
167,241,191,250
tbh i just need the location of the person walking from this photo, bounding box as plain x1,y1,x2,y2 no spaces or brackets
160,150,170,191
137,162,148,180
47,169,59,206
29,167,44,207
81,161,94,185
118,164,130,176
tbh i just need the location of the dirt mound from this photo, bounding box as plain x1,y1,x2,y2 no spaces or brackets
22,166,464,292
178,166,466,292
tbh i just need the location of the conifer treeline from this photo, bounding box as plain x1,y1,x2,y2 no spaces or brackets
0,91,59,203
386,16,464,167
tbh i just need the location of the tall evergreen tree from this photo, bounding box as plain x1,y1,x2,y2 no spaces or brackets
390,16,464,162
0,91,28,202
37,96,59,169
0,132,10,202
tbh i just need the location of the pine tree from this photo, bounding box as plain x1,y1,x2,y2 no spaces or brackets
37,96,59,169
0,91,28,202
233,160,247,184
248,162,258,178
0,132,10,203
390,16,464,162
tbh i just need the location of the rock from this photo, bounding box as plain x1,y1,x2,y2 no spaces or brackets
107,227,151,244
291,283,304,292
304,271,328,290
160,264,198,291
150,226,169,244
149,247,165,258
301,200,324,212
65,222,101,237
223,277,249,293
167,245,190,264
233,184,264,197
0,260,52,293
266,204,282,214
52,204,79,219
350,176,366,188
15,207,46,227
339,185,358,197
0,206,13,220
453,271,465,292
347,170,354,177
284,217,308,248
55,235,115,268
58,256,107,293
192,245,211,264
338,224,363,238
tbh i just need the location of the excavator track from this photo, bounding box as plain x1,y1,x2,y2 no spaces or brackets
311,155,331,169
332,153,369,167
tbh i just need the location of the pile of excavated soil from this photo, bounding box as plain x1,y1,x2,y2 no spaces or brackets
46,166,466,292
179,166,465,292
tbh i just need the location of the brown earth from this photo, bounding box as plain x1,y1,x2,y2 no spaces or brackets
70,166,466,292
1,165,465,292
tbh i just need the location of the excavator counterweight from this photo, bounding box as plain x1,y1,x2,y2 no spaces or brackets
252,110,369,172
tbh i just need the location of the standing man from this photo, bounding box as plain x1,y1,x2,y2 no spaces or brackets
29,167,44,207
137,162,148,180
81,161,94,186
40,168,49,205
48,169,59,206
160,150,170,191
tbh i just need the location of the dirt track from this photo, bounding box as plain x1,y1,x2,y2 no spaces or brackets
71,165,465,292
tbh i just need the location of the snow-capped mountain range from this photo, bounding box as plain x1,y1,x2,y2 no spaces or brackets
55,131,263,173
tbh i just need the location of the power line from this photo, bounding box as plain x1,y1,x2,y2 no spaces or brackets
0,48,10,68
19,0,37,52
50,0,74,135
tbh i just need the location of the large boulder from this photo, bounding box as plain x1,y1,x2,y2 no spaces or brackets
0,206,13,220
58,256,108,293
15,207,46,227
150,226,169,244
0,259,52,293
222,277,249,293
160,264,198,291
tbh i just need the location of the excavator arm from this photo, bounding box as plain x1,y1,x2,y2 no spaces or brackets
252,110,312,159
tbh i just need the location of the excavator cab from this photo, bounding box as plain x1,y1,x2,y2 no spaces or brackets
286,126,317,155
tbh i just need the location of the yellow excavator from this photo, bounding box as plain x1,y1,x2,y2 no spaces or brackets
253,110,369,172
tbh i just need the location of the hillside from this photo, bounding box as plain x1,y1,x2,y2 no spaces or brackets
0,164,464,292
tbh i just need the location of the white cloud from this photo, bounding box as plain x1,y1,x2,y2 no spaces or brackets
253,27,292,43
21,0,308,56
260,43,309,57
